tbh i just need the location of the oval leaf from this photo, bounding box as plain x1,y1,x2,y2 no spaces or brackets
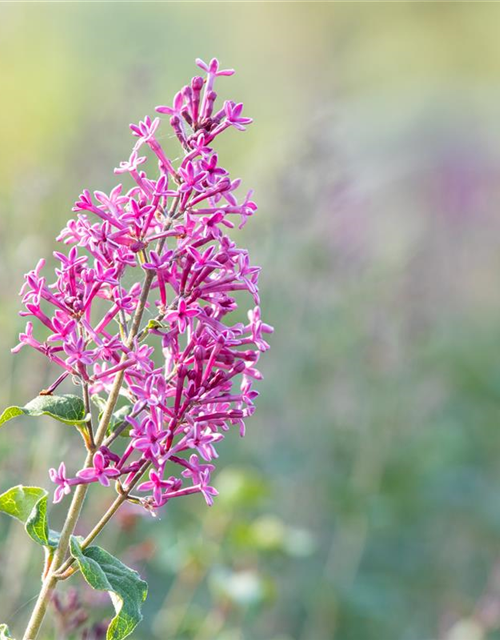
70,536,148,640
108,405,133,437
0,394,88,428
0,485,58,548
91,397,132,437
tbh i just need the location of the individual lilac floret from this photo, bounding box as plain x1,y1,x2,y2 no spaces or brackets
137,469,180,507
14,58,273,512
49,462,75,504
76,452,120,487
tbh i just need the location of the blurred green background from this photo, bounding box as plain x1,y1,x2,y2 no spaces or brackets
2,3,500,640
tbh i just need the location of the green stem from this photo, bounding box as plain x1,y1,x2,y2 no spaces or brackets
22,481,89,640
82,380,95,451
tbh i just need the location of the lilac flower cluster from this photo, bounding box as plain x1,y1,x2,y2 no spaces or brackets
14,58,272,511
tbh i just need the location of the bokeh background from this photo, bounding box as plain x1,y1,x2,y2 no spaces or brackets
2,3,500,640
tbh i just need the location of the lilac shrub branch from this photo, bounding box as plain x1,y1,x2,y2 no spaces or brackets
13,57,273,639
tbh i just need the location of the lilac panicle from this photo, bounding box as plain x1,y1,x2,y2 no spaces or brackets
17,58,273,511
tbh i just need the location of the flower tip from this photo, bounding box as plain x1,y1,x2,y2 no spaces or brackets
195,57,208,71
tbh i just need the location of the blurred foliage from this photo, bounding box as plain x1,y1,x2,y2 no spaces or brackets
2,3,500,640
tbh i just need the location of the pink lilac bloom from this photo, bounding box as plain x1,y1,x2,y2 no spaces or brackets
13,58,273,512
76,452,120,487
49,462,76,504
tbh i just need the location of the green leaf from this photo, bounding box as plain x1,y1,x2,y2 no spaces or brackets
0,485,58,548
91,394,107,411
91,397,132,437
146,319,166,331
108,405,132,437
0,624,15,639
0,394,88,428
70,537,148,640
0,625,15,640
